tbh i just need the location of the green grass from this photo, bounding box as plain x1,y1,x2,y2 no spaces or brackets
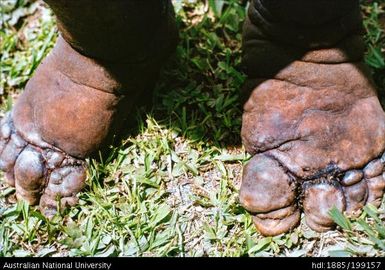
0,0,385,257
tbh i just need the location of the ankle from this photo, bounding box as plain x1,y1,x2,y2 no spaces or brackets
245,0,363,49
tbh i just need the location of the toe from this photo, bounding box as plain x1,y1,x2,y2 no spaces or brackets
343,180,368,216
303,181,346,232
0,113,87,217
340,169,368,216
14,147,46,204
0,114,12,145
363,159,384,179
240,154,297,212
363,158,385,207
341,170,363,186
252,206,301,236
366,175,385,207
0,116,27,186
240,154,300,235
40,163,86,217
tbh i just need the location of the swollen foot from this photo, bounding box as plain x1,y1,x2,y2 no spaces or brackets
0,36,117,217
1,0,177,217
240,1,385,236
0,113,86,217
240,59,385,235
0,38,171,217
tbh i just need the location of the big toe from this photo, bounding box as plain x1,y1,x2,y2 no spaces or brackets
14,146,46,204
240,154,300,236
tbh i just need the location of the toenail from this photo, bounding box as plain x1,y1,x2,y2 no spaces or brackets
341,170,363,186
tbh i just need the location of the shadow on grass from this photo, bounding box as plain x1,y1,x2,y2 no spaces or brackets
100,1,385,163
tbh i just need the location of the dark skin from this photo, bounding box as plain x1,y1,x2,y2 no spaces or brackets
0,0,384,236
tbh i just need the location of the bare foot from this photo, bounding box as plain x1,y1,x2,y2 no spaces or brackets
240,1,385,236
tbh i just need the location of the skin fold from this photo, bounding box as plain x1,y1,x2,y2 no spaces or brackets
0,0,384,236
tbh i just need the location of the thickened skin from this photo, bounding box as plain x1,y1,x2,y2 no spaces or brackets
0,0,178,217
239,0,385,235
0,0,384,236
